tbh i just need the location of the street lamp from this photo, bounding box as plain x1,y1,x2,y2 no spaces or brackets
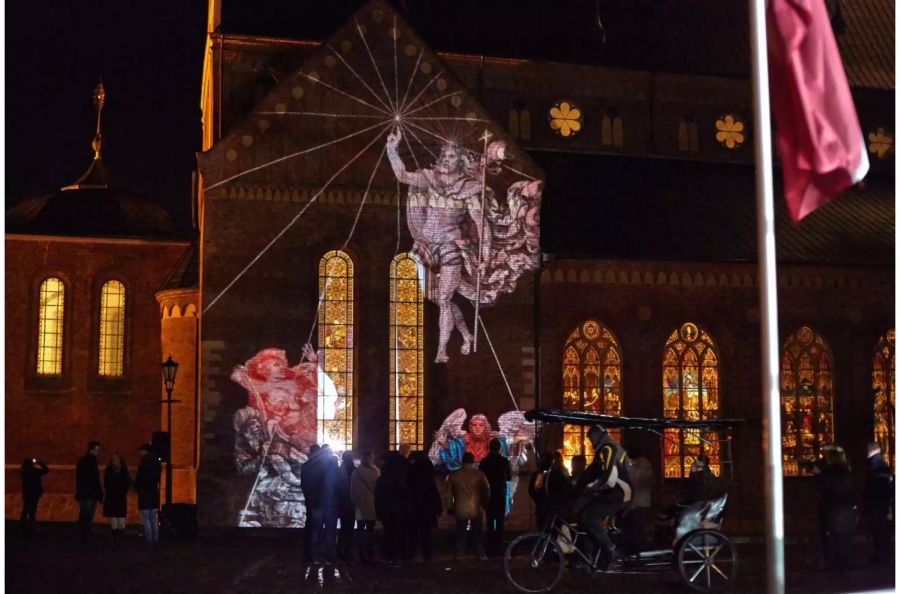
161,355,180,509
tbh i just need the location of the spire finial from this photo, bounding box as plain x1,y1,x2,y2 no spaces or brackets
91,80,105,159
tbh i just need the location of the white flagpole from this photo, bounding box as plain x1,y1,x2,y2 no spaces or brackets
749,1,785,593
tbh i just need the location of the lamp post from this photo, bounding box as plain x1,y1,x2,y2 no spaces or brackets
161,355,180,509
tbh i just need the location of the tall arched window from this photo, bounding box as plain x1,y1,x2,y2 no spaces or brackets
389,253,425,450
562,320,622,467
781,326,834,476
873,330,895,468
36,277,66,375
318,250,354,451
663,323,720,478
98,280,126,376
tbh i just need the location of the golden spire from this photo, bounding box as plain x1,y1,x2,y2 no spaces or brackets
91,80,105,159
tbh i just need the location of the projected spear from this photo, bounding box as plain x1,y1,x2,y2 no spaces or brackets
473,128,492,353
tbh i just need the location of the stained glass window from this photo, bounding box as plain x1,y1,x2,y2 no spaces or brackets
389,253,425,450
780,326,834,476
98,280,126,376
318,250,354,451
562,320,622,468
36,277,65,375
662,323,720,478
873,330,895,469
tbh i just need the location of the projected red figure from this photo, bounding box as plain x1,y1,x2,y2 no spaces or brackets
231,345,319,527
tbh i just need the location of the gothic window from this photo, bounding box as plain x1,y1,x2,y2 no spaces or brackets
97,280,126,377
601,108,624,148
562,320,622,467
36,277,66,376
780,326,834,476
678,116,699,152
508,103,532,141
873,330,895,468
663,323,720,478
389,253,425,450
318,250,354,451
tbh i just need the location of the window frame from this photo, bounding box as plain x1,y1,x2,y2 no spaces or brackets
89,275,132,392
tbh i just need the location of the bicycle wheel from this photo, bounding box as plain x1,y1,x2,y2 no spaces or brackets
675,529,737,592
504,532,565,593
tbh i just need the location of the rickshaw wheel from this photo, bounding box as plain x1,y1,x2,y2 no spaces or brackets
675,529,737,592
504,532,565,593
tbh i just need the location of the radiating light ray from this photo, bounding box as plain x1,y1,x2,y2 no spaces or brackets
398,49,424,112
257,110,385,119
477,313,520,411
400,121,437,161
405,116,489,122
393,15,400,113
204,122,391,314
306,144,387,344
404,90,464,119
355,20,395,111
298,71,390,116
326,44,393,113
401,71,449,117
204,119,391,192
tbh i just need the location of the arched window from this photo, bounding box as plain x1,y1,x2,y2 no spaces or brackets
318,250,354,451
678,116,699,152
662,323,720,478
98,280,126,376
780,326,834,476
36,277,66,375
601,109,624,148
389,253,425,450
873,330,895,468
562,320,622,467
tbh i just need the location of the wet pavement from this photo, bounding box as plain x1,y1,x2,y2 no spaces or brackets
5,523,894,593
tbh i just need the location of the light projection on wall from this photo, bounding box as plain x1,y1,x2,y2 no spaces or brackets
428,408,535,513
662,323,720,478
562,320,622,469
873,329,895,468
389,252,425,450
780,326,834,477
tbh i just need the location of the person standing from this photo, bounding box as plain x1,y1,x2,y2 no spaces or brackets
303,445,339,563
448,452,490,561
820,447,856,571
478,439,511,556
135,444,161,550
336,451,356,561
103,454,131,543
865,442,894,565
407,455,442,561
301,444,322,561
351,450,380,563
375,452,410,565
75,441,103,546
20,457,49,539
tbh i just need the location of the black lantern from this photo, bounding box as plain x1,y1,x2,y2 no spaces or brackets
160,355,180,510
161,355,179,393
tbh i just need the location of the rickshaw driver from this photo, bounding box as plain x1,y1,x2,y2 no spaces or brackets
573,425,633,566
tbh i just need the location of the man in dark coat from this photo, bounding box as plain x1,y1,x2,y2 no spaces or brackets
20,457,49,538
865,442,894,565
135,444,162,548
479,438,511,556
301,445,339,563
75,441,103,546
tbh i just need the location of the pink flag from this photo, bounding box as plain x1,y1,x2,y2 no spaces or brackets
767,0,869,222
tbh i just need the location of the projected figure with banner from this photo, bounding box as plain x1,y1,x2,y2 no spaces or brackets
231,344,322,527
387,129,541,363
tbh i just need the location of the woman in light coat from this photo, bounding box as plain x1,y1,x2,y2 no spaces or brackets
351,450,380,562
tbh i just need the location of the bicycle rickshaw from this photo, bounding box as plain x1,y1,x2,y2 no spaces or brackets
504,409,742,593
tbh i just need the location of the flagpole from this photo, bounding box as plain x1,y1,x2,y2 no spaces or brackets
749,1,785,593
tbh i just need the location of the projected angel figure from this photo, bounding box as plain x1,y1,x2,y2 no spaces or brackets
428,408,535,513
231,344,321,528
386,128,541,363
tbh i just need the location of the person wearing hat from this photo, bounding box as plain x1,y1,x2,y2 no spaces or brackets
135,444,162,549
573,425,633,567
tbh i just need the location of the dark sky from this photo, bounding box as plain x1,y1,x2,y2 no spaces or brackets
6,1,208,232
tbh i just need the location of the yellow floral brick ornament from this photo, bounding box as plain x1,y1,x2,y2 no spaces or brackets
549,101,583,138
867,128,893,158
715,114,745,149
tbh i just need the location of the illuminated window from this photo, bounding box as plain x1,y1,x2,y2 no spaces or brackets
508,104,532,141
548,100,582,138
715,114,745,149
562,320,622,468
601,109,624,148
678,116,699,152
318,250,354,451
389,253,425,450
780,326,834,476
663,323,720,478
98,280,126,376
36,277,66,375
873,330,895,468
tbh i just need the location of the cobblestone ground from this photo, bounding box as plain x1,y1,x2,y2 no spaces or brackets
5,524,894,593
